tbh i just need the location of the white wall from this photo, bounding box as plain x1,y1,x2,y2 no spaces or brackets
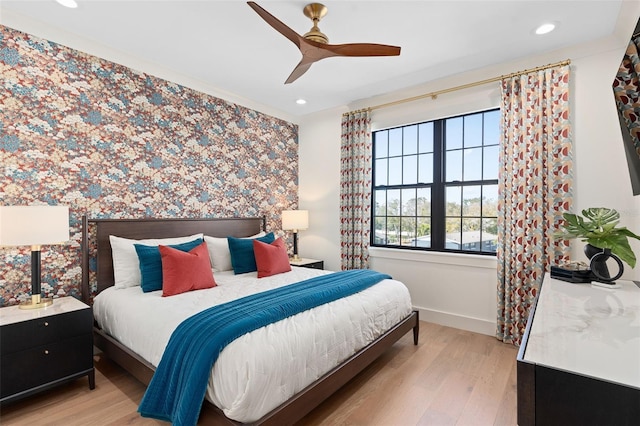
298,2,640,336
298,108,346,272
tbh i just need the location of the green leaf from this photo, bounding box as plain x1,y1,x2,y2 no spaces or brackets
617,227,640,241
601,221,619,233
582,208,619,226
587,233,636,268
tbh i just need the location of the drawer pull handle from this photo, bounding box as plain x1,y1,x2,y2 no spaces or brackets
44,350,49,355
44,322,49,327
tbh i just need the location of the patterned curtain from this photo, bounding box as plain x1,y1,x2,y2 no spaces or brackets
340,109,372,270
496,65,573,345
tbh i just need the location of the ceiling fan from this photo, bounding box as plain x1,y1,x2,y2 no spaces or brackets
247,1,401,84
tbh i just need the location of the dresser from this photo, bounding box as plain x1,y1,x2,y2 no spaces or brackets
0,297,95,404
517,275,640,425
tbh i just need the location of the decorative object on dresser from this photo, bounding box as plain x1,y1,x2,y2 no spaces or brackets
549,263,592,283
517,274,640,426
554,207,640,284
290,257,324,270
0,205,70,309
281,209,309,261
0,297,95,404
583,243,624,284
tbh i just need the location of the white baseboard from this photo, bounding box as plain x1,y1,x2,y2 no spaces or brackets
414,306,496,337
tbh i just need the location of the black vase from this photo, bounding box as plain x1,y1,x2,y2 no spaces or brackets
584,244,624,282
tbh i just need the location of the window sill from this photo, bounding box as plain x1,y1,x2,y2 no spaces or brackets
369,246,497,269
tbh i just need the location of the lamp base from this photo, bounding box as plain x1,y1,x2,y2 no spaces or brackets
291,254,301,261
19,295,53,310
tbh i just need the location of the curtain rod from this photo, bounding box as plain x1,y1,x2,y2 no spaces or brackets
344,59,571,116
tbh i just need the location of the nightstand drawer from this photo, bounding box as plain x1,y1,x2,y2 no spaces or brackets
302,261,324,269
0,333,93,398
289,258,324,270
0,308,92,355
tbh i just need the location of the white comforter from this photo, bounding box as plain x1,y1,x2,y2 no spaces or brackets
93,267,412,423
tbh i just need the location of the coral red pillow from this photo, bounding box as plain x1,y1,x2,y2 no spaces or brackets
253,238,292,278
160,242,217,297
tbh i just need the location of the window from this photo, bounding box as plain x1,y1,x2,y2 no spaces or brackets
372,108,499,254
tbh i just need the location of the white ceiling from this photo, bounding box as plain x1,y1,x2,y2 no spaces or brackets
0,0,631,120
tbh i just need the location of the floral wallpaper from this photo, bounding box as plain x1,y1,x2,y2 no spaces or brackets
0,26,298,306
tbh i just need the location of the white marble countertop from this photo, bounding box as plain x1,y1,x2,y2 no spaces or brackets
524,275,640,389
0,296,89,326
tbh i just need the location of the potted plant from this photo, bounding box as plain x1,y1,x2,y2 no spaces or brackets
555,208,640,280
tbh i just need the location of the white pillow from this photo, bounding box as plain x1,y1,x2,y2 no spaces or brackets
110,233,204,289
204,232,265,272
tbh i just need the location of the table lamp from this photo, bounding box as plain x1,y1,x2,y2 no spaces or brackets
282,210,309,261
0,205,70,309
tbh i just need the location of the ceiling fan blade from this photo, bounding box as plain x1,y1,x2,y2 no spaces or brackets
321,43,401,57
285,60,314,84
247,1,303,48
287,39,401,84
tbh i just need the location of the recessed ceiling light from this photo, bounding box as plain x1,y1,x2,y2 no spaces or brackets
56,0,78,8
296,99,307,105
535,22,556,35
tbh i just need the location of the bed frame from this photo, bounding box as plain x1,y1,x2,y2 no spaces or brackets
80,215,419,425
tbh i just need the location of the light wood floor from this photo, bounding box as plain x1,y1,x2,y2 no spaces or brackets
0,321,518,425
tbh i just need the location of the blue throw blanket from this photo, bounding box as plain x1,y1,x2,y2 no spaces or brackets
138,269,391,426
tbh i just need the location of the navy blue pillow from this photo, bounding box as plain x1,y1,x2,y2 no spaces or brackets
135,238,203,293
228,232,275,274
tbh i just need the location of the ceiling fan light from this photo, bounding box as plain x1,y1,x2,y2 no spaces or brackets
303,29,329,44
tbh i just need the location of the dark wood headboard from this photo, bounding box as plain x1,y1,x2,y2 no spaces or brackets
81,216,266,304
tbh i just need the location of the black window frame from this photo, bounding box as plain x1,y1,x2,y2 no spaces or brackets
371,108,500,255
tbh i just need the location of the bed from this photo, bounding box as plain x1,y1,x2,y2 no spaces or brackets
80,216,419,425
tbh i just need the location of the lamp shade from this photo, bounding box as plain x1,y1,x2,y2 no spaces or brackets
282,210,309,231
0,205,70,247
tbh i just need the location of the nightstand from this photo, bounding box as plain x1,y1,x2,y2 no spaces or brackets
290,258,324,270
0,297,95,404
